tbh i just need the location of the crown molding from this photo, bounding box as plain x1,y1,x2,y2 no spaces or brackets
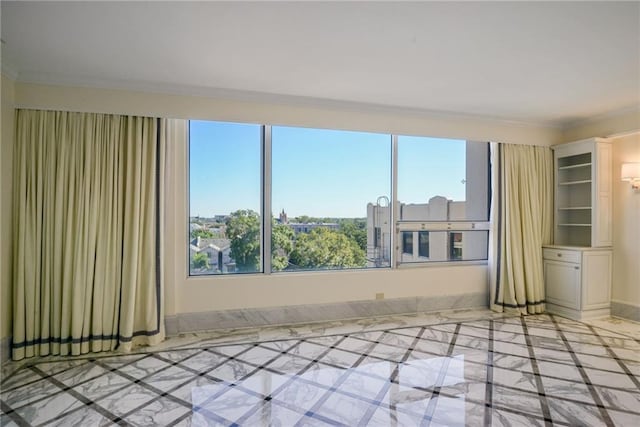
562,104,640,132
14,71,563,131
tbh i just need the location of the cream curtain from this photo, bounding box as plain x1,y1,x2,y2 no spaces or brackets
12,110,165,360
489,143,553,315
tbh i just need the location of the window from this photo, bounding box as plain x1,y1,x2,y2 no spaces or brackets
396,136,489,264
188,121,490,276
189,121,262,275
272,126,392,271
418,231,430,258
402,232,413,255
450,232,463,260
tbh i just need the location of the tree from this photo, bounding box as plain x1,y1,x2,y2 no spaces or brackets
226,210,261,272
191,229,214,239
191,252,210,270
272,224,294,271
225,210,295,272
339,220,367,251
290,228,366,269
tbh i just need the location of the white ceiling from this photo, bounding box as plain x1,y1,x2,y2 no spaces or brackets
2,1,639,127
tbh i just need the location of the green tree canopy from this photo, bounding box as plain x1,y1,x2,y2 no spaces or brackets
191,229,215,239
290,228,366,269
272,223,294,271
226,210,261,272
191,252,209,270
338,221,367,251
226,210,295,272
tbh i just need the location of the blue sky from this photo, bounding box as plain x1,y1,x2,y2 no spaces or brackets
189,121,466,218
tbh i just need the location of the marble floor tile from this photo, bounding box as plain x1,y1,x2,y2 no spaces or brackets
594,385,640,413
547,396,611,426
491,408,546,427
1,310,639,426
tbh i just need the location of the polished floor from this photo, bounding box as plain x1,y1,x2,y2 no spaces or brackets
1,312,639,426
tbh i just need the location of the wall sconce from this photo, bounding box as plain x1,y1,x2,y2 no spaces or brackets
621,162,640,190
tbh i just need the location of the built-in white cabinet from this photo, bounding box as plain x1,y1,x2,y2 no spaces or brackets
553,137,612,247
543,246,612,319
545,138,612,320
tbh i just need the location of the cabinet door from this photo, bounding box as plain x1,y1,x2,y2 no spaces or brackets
582,251,612,310
544,260,581,310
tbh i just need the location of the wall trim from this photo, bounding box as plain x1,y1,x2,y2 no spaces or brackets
164,292,488,336
611,300,640,323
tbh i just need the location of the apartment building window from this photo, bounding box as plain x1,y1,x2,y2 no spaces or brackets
188,120,489,276
418,231,430,258
450,232,463,260
402,232,413,255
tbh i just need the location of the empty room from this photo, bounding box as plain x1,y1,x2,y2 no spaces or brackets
1,1,639,426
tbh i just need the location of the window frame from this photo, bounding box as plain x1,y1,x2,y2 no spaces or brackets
187,120,490,277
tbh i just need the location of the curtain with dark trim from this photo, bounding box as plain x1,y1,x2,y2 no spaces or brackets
12,110,165,360
489,143,553,315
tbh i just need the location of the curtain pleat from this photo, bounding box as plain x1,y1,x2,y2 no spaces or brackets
489,143,553,315
12,110,165,360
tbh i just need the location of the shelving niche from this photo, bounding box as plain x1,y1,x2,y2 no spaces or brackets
553,139,611,247
544,137,612,320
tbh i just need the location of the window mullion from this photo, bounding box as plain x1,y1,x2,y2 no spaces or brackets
262,125,273,274
391,134,398,269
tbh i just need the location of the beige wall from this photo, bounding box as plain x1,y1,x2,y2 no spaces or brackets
12,81,564,317
15,82,562,147
7,81,521,321
1,74,15,343
610,133,640,308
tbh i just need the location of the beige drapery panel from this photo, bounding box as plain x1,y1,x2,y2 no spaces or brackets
12,110,166,360
489,143,553,315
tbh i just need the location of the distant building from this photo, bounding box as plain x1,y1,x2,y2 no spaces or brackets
189,236,234,274
366,141,489,266
288,222,339,234
277,210,339,234
278,209,288,224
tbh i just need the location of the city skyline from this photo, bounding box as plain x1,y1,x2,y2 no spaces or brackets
190,120,467,218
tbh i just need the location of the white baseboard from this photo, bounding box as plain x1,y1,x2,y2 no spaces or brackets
545,303,611,321
611,300,640,323
164,292,488,336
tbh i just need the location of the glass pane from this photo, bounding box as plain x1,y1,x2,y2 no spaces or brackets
189,120,261,275
398,137,489,221
272,126,391,271
402,232,413,255
400,230,488,262
418,231,430,258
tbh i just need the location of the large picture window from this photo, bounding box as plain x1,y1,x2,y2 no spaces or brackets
188,121,489,276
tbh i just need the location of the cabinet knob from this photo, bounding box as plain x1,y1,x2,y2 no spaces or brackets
574,266,580,270
557,253,562,257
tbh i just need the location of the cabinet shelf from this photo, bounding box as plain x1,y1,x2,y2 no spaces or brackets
558,162,591,170
559,180,592,186
553,138,611,247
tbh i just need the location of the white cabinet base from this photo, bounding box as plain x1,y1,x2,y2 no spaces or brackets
546,302,610,321
543,245,612,321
